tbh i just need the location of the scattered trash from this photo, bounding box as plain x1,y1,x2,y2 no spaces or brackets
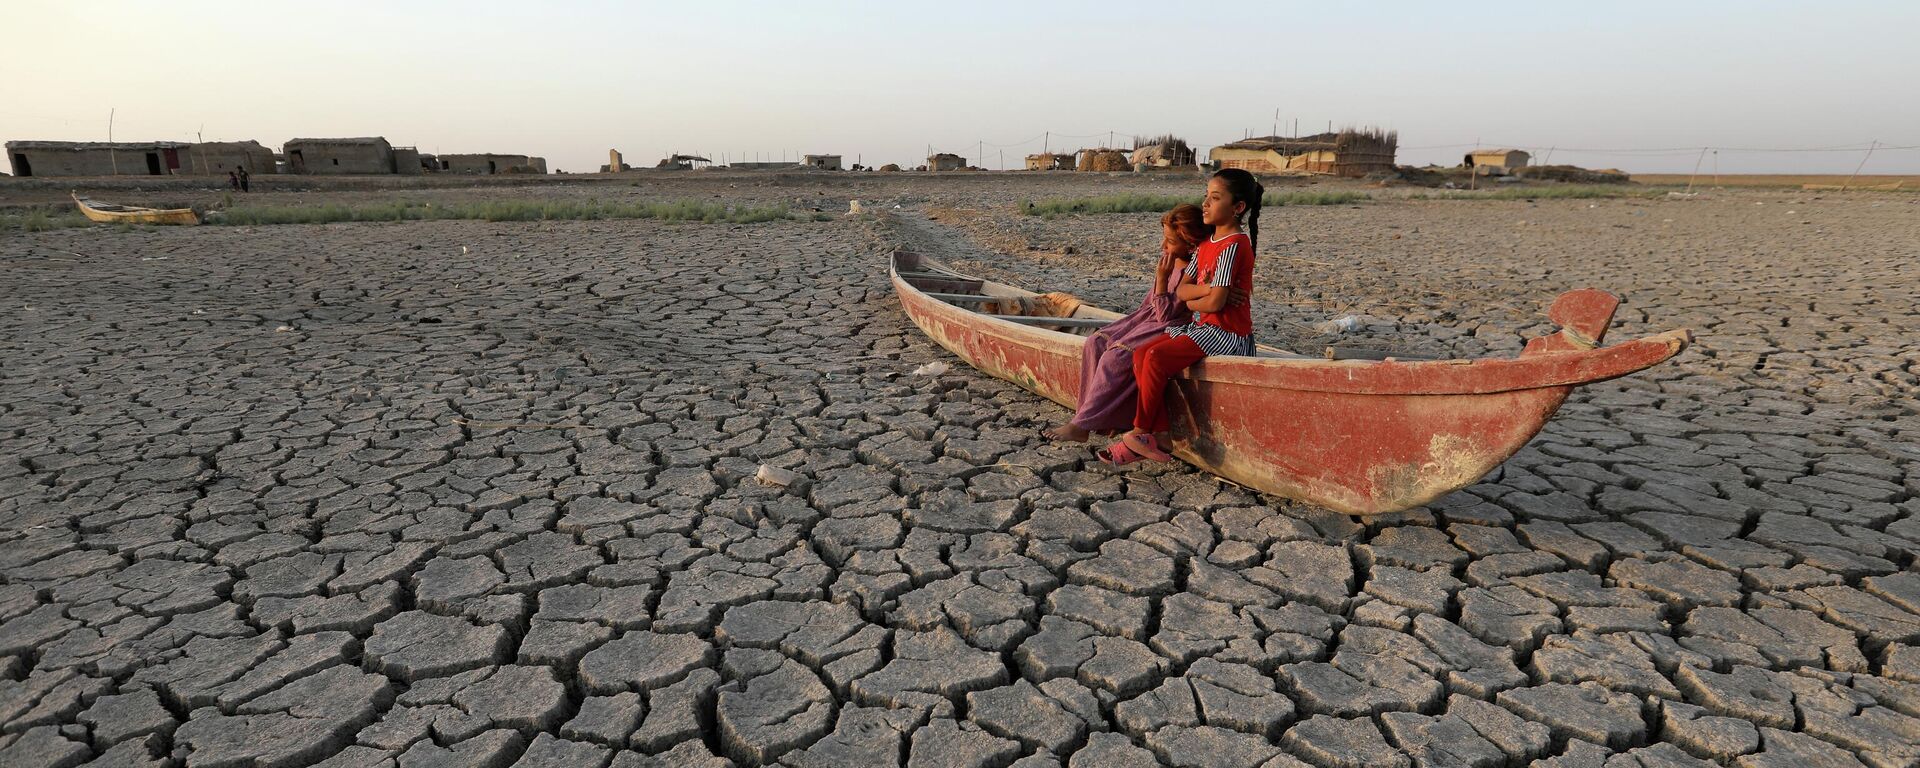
192,309,205,315
847,200,863,215
460,246,470,255
1313,315,1362,334
913,361,950,376
274,326,294,333
756,464,799,488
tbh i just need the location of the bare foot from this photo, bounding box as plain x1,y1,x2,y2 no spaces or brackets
1042,423,1089,443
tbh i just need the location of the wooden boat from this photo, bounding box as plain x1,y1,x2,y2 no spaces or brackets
72,193,199,225
890,250,1690,515
1801,180,1904,192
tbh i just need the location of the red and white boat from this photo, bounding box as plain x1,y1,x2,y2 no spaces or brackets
889,250,1690,515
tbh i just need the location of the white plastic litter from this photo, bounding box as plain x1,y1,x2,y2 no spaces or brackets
274,325,294,333
755,464,799,487
847,200,863,215
913,361,950,376
1313,315,1361,334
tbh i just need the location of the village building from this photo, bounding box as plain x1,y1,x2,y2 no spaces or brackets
391,147,425,175
184,141,277,176
1024,153,1074,171
1076,148,1130,172
802,154,842,171
927,153,967,172
1465,148,1530,175
284,137,396,174
602,149,630,173
1129,136,1196,169
6,140,193,177
436,153,546,174
1210,128,1398,177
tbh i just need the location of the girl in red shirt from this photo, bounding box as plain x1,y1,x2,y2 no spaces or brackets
1100,168,1263,465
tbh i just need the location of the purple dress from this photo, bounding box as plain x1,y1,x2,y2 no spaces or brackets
1069,262,1192,433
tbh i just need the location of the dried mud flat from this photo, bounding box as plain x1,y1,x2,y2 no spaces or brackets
1,172,1918,768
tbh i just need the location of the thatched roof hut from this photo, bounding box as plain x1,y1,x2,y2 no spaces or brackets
1130,135,1195,168
1077,148,1130,172
1211,128,1398,178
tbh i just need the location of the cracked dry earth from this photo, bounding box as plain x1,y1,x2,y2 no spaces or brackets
1,198,1918,768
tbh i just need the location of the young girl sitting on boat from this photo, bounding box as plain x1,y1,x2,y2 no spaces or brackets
1044,204,1211,443
1102,168,1264,465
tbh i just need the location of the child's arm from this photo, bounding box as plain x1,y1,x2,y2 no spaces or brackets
1154,256,1187,290
1184,286,1231,313
1180,245,1241,312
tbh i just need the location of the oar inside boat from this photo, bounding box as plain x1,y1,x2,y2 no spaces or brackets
892,252,1114,334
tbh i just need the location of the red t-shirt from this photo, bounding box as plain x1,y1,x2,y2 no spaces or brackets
1185,231,1254,337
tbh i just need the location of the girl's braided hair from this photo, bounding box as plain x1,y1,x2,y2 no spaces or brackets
1211,167,1264,254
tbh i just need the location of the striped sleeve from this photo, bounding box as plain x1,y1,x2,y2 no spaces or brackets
1182,258,1198,279
1208,243,1238,287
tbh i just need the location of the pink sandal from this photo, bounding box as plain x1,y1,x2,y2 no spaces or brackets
1122,432,1174,462
1095,440,1144,466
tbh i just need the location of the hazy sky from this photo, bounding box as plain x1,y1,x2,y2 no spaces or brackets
5,0,1916,174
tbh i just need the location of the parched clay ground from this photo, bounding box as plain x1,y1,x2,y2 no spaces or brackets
1,172,1918,768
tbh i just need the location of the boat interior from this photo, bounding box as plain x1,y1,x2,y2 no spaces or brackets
892,251,1443,362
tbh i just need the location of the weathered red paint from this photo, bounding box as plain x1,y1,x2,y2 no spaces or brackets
890,251,1691,515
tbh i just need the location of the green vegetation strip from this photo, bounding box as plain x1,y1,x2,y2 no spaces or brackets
0,210,92,232
215,199,813,225
1020,190,1369,218
1411,185,1661,201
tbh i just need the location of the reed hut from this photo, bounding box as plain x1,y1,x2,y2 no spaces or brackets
927,153,966,172
1466,149,1530,175
1210,128,1398,178
1076,148,1130,172
7,140,193,177
1129,135,1195,168
1024,153,1073,171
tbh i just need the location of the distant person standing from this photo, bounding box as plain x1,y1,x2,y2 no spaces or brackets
239,166,251,193
228,171,239,191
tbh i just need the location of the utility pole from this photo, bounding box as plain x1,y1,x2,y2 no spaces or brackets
108,108,118,175
1842,140,1879,191
1044,132,1049,153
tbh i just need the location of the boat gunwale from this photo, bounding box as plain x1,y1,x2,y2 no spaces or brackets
890,251,1688,398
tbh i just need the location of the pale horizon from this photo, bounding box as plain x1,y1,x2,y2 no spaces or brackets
5,0,1916,175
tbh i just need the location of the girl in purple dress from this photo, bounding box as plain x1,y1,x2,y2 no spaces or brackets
1044,204,1212,442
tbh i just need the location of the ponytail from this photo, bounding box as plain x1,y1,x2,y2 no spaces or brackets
1210,167,1263,255
1246,181,1264,256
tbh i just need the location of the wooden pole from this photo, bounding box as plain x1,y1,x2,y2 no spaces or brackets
108,108,118,175
1686,147,1707,193
1841,140,1878,191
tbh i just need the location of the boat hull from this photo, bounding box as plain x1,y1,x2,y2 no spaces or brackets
73,194,199,225
891,253,1688,515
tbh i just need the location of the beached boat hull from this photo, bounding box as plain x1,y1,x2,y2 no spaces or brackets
72,193,199,225
890,250,1689,515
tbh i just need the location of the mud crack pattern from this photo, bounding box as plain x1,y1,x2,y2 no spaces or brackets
1,204,1918,768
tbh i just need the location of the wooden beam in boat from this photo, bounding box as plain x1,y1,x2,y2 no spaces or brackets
1324,346,1442,362
923,292,999,303
902,276,985,294
987,315,1110,328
